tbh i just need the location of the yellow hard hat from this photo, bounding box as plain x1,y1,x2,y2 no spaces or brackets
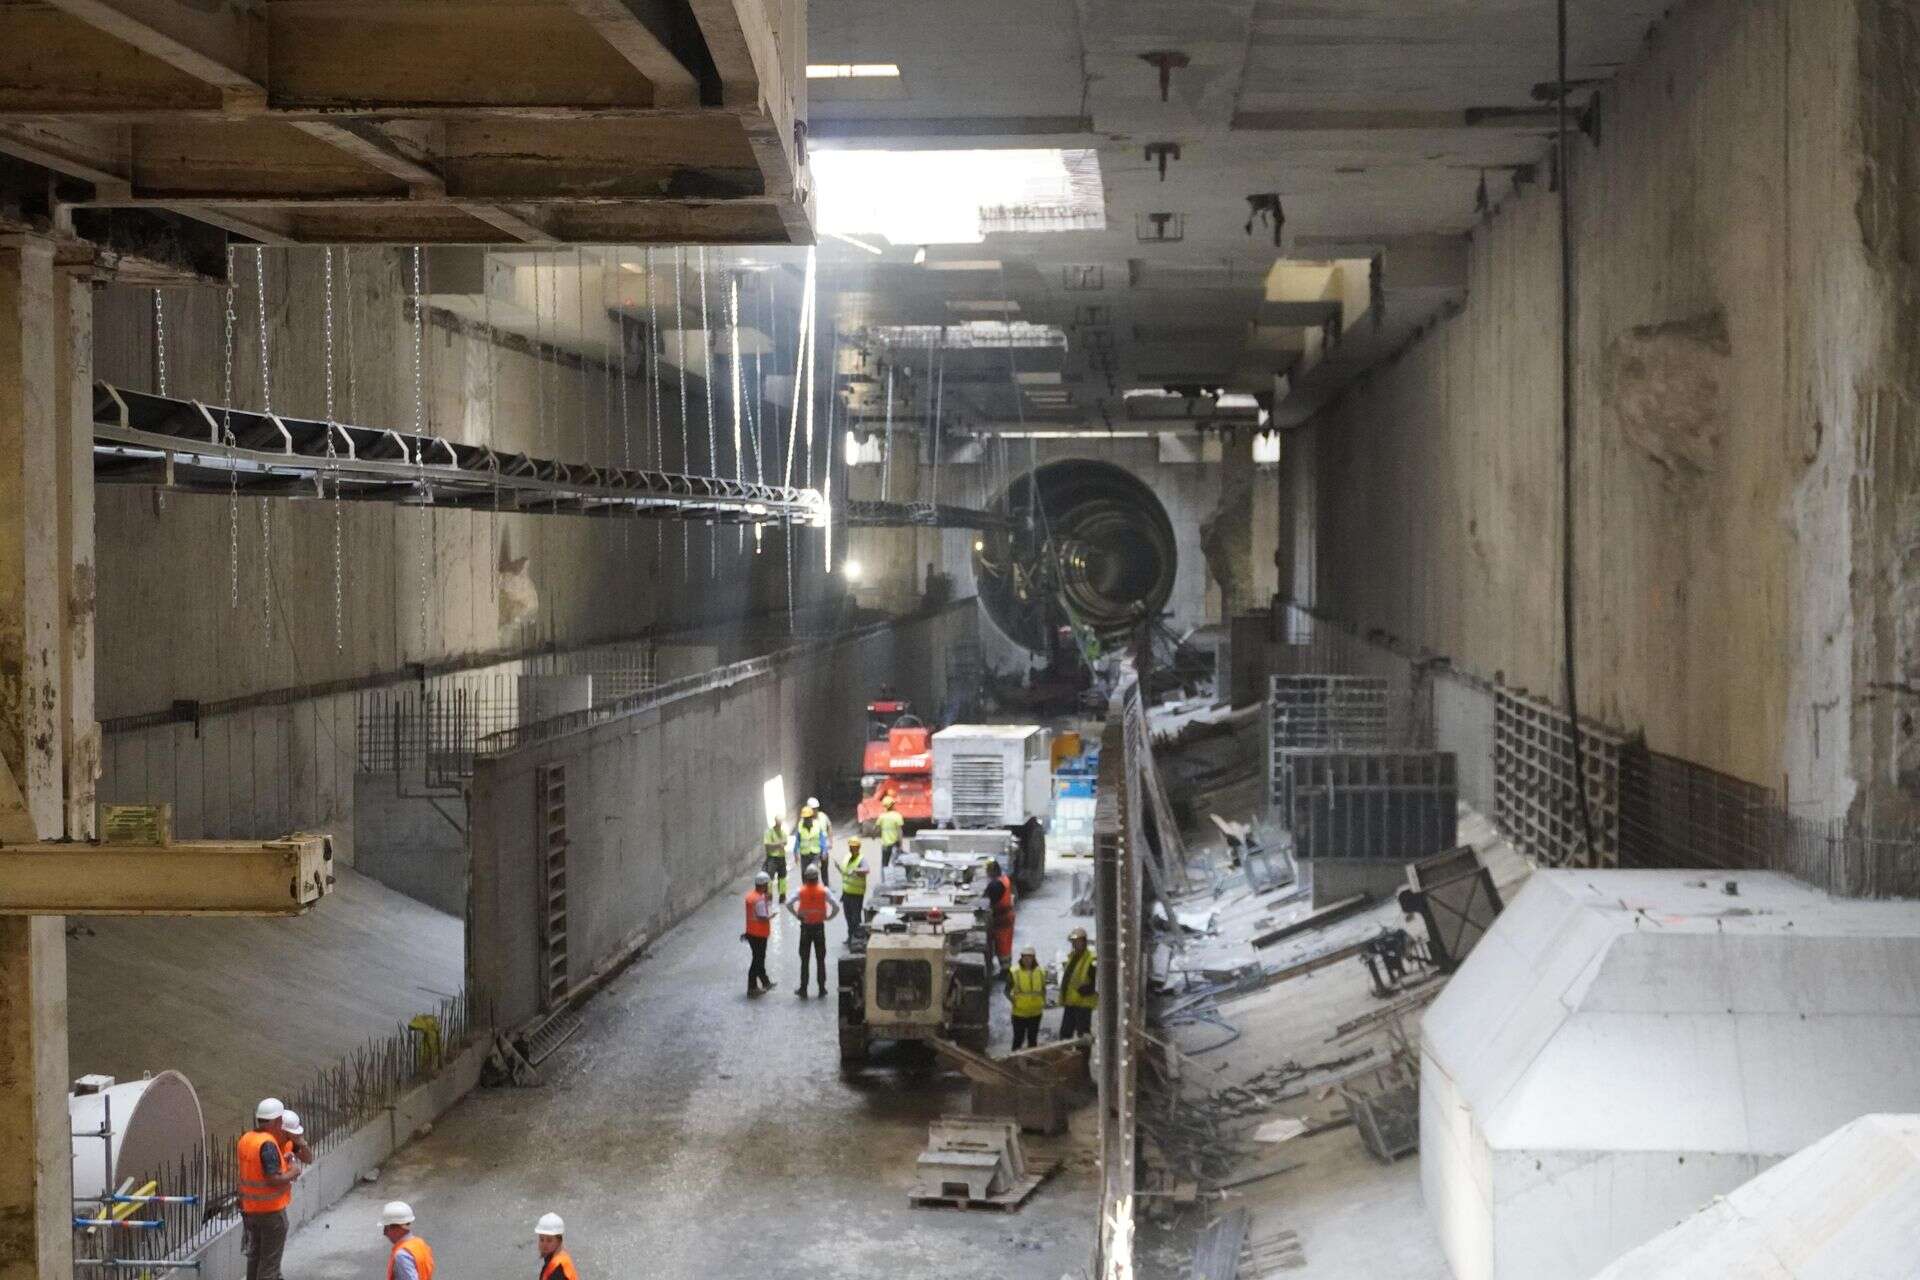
881,795,895,808
848,836,862,848
801,805,815,818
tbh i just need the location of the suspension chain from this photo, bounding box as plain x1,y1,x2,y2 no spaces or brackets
323,247,343,652
222,248,239,608
411,246,432,655
254,247,273,652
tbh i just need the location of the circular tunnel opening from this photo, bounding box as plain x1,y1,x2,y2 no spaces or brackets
973,459,1177,653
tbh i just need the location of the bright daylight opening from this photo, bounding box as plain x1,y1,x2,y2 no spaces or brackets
810,148,1105,246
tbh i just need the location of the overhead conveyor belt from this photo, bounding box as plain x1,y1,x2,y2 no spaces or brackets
90,384,828,526
844,500,1018,532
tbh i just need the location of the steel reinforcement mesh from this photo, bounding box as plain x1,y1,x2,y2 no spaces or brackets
1491,687,1621,868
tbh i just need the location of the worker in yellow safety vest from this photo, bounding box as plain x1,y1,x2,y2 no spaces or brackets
875,794,906,867
1007,945,1048,1050
1058,926,1097,1041
790,806,830,887
761,818,788,897
838,837,869,944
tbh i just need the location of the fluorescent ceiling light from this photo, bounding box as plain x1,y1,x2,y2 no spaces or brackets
1123,387,1181,400
922,260,1003,272
1215,393,1261,411
807,63,901,79
947,299,1019,313
810,148,1105,246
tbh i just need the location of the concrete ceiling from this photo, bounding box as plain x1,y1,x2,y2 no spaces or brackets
807,0,1670,428
0,0,811,250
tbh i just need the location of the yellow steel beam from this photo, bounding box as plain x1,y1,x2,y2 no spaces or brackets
0,832,333,916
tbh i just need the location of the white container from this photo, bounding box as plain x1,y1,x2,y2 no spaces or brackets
931,724,1051,828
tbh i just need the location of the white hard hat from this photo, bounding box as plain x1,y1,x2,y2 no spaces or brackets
754,871,770,885
535,1212,565,1237
807,797,820,808
380,1202,415,1228
254,1097,285,1122
280,1110,303,1136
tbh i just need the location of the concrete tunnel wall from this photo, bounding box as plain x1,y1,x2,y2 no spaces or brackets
467,599,979,1031
86,250,893,859
1280,0,1920,827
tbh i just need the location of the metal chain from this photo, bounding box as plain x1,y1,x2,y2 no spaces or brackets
613,251,632,551
222,248,239,607
698,246,719,573
254,248,273,652
729,272,744,554
152,288,168,396
645,246,664,567
151,288,169,512
675,247,689,579
411,246,432,654
483,252,500,603
881,364,895,501
323,247,343,651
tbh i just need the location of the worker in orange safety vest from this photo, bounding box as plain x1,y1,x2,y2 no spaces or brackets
742,871,775,996
236,1098,302,1280
381,1202,435,1280
784,864,841,997
536,1213,579,1280
982,858,1016,975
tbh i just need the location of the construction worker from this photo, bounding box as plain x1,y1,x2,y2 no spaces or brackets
536,1212,579,1280
1058,926,1098,1041
784,864,840,997
1007,944,1048,1050
762,817,789,897
838,837,869,944
875,793,906,867
808,795,833,848
276,1109,311,1171
741,871,775,995
790,805,829,887
381,1202,434,1280
237,1098,302,1280
982,858,1016,975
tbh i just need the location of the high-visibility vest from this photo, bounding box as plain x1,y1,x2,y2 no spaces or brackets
792,819,826,857
796,882,830,925
762,826,785,857
389,1235,435,1280
876,811,906,847
990,875,1015,927
840,852,867,896
236,1130,291,1215
1062,946,1098,1009
540,1249,580,1280
744,889,772,939
1009,963,1047,1018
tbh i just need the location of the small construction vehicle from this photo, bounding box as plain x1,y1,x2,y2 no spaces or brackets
856,698,933,831
929,724,1052,892
838,885,992,1068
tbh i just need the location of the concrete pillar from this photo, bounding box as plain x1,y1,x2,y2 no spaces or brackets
0,234,82,1280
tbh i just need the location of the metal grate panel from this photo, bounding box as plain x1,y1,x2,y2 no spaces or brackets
1273,749,1457,862
1491,688,1620,868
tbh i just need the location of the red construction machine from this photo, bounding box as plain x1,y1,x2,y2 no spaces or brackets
856,698,933,831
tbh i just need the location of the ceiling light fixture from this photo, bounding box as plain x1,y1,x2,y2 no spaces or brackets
807,63,901,79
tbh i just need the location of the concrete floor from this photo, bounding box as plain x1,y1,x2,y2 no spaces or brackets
67,866,465,1128
283,830,1101,1280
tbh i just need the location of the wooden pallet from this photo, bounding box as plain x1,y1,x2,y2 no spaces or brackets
909,1159,1058,1212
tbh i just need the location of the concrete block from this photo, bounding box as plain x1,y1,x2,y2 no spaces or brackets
1424,871,1920,1280
1593,1114,1920,1279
